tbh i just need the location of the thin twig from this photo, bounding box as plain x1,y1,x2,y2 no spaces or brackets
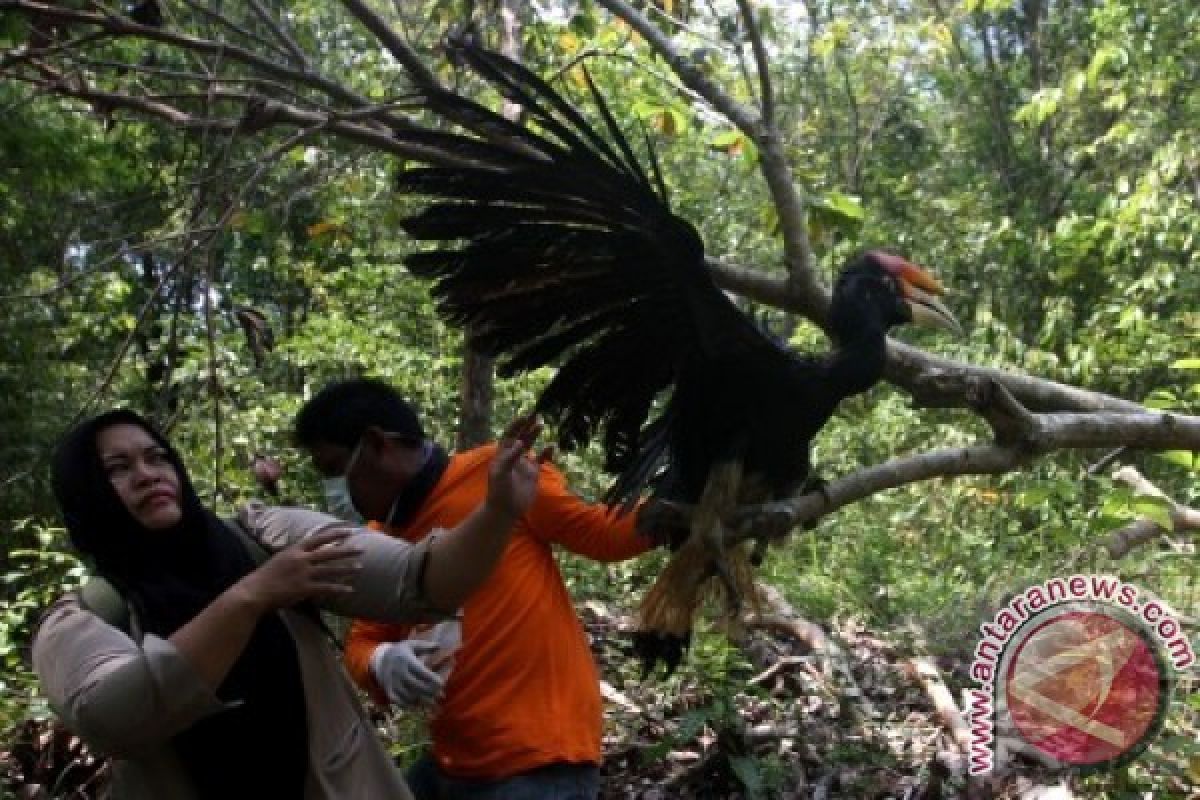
736,0,774,125
181,0,291,62
246,0,310,68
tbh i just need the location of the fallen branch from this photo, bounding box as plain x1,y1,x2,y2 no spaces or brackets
907,657,972,756
744,585,878,719
747,655,811,687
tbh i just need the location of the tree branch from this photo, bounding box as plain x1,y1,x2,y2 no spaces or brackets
1102,465,1200,558
594,0,822,311
728,394,1200,542
246,0,311,68
3,0,411,131
729,443,1028,543
735,0,774,126
337,0,440,90
10,71,483,168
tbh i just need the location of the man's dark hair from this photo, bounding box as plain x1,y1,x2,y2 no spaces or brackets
294,378,425,449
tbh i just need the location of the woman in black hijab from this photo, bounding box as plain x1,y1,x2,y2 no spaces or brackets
33,409,546,799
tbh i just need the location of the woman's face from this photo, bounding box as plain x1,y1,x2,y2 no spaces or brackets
96,423,183,530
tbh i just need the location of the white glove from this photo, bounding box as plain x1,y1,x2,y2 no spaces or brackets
369,640,446,709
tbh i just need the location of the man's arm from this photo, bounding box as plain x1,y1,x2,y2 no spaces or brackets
421,420,544,609
527,463,654,562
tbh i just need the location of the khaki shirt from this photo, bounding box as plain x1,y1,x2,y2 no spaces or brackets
33,504,450,799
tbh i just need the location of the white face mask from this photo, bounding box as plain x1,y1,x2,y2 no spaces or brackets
322,439,364,524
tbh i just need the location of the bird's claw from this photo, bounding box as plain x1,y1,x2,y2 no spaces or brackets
636,498,693,549
797,474,832,530
728,501,795,537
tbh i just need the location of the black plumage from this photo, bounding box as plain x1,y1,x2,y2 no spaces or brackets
395,40,960,672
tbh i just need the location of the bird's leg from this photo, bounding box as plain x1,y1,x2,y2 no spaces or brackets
729,470,835,538
695,460,745,613
633,460,752,676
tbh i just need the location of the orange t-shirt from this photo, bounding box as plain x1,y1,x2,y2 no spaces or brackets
343,444,651,780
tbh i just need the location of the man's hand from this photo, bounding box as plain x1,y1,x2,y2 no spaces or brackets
369,640,449,709
485,414,551,521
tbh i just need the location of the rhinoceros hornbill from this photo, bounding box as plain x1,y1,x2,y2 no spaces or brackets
393,40,961,673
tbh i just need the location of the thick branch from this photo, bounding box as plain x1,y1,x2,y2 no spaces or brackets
729,444,1029,543
729,398,1200,542
3,0,411,131
1033,411,1200,451
886,340,1145,414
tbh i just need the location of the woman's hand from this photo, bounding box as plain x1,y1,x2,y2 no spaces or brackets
234,529,364,614
484,414,551,521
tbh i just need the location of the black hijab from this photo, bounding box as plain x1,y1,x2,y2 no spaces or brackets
53,410,309,796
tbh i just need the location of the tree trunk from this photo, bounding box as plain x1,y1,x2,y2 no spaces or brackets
456,0,522,449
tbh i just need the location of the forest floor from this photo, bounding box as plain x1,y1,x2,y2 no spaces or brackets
580,598,1198,800
2,593,1196,799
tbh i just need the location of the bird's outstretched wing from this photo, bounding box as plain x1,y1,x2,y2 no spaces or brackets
397,40,788,499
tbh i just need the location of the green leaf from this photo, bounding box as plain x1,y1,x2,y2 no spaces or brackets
810,190,866,234
1015,88,1062,127
1157,451,1198,470
1131,496,1173,529
1015,486,1054,507
1143,389,1180,410
568,8,598,38
710,130,743,150
1169,358,1200,370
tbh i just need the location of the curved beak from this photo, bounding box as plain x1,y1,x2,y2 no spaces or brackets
905,284,963,336
880,257,962,336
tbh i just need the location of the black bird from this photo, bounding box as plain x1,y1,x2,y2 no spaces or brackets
395,40,962,672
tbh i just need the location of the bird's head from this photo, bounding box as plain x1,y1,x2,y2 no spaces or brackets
832,250,962,338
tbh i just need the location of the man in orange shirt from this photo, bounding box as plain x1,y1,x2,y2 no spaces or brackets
294,379,657,799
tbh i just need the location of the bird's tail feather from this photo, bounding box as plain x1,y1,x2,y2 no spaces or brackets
634,542,760,676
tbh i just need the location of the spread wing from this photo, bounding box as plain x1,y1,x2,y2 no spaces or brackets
396,41,792,501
